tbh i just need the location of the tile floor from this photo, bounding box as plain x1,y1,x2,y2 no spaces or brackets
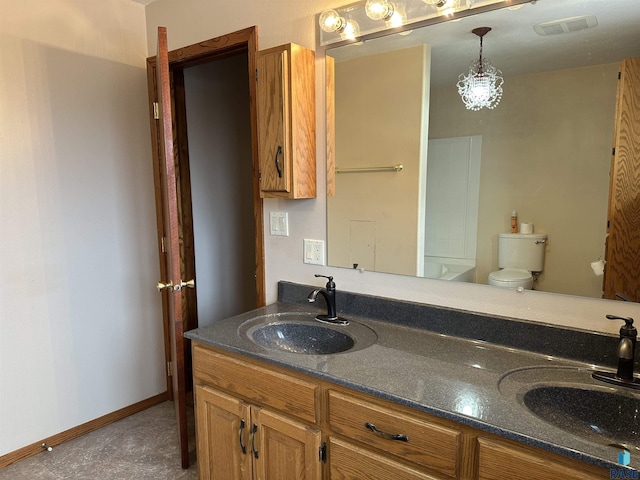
0,402,197,480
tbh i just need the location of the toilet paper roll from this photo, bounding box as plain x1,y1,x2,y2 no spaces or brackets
591,259,605,276
520,222,534,234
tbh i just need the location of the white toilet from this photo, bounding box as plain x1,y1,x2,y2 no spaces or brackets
488,233,547,289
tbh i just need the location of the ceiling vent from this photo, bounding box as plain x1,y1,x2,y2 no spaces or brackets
533,15,598,36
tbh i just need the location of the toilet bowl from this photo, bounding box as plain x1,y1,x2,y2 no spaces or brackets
488,268,533,289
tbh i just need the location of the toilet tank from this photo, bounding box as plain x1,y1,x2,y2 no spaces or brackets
498,233,547,272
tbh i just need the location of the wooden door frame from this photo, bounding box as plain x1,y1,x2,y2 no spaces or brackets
145,26,266,397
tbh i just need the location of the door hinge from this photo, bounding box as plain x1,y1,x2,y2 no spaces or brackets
255,68,258,82
319,442,327,463
618,71,621,80
612,147,616,156
153,102,160,120
161,236,167,253
167,361,172,377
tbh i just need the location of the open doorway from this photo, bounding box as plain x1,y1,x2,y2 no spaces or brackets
180,53,258,326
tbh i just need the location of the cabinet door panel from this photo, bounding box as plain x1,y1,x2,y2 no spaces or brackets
257,49,289,193
195,385,252,480
329,437,441,480
477,437,605,480
253,407,322,480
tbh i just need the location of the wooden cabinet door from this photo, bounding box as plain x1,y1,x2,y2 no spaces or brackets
329,437,441,480
257,49,290,193
252,407,322,480
195,385,252,480
604,57,640,301
477,438,605,480
256,44,315,199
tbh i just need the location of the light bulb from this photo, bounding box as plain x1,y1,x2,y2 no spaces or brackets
365,0,394,21
440,0,457,15
319,10,345,33
470,76,491,102
340,19,360,40
385,3,407,29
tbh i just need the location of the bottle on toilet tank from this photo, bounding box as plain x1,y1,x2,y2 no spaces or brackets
511,210,518,233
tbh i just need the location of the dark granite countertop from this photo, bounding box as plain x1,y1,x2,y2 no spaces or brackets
185,284,640,474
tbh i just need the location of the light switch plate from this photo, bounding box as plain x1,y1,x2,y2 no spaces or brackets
269,211,289,236
303,239,325,265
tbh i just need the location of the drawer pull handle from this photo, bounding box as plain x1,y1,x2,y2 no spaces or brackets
365,422,409,442
250,423,259,459
239,419,247,454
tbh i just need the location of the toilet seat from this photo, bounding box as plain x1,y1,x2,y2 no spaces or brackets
488,268,533,289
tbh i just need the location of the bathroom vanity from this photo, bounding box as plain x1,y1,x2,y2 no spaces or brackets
186,282,639,479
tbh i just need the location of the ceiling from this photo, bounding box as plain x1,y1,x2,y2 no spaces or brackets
328,0,640,87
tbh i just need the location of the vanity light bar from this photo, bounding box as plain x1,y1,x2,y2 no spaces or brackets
318,0,518,46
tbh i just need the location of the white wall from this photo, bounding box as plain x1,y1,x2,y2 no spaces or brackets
144,0,639,337
0,0,165,456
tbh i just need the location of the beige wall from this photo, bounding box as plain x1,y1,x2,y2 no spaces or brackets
145,1,638,340
328,46,429,276
430,63,617,297
0,0,164,456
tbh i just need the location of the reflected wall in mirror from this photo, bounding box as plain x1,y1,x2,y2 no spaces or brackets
326,0,640,299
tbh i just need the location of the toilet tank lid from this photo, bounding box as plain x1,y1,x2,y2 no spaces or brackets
498,233,547,240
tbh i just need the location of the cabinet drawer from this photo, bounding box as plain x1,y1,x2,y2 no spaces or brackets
329,436,442,480
328,390,460,478
193,345,318,424
477,437,606,480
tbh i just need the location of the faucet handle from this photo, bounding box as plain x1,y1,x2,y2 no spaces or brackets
606,314,634,327
314,274,335,291
314,274,333,282
606,314,636,337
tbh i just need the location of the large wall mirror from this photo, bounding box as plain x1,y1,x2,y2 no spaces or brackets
325,0,640,300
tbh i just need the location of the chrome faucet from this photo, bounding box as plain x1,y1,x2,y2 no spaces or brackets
593,315,639,390
307,274,349,325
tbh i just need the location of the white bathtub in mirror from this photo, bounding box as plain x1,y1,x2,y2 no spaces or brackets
423,257,476,282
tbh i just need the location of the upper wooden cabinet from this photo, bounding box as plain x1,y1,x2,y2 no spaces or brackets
256,43,316,198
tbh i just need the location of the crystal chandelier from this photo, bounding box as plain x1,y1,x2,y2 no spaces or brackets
456,27,504,111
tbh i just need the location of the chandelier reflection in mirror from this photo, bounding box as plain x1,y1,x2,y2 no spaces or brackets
456,27,504,110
